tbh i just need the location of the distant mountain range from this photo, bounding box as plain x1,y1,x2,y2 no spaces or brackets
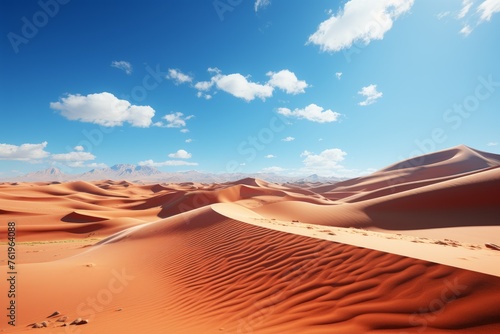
3,164,344,184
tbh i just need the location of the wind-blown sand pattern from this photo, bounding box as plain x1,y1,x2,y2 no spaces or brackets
1,145,500,333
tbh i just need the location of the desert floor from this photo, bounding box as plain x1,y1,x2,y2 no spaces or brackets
1,145,500,333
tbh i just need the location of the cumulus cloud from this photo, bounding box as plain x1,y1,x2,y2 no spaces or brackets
51,146,97,167
282,136,295,142
0,141,50,161
277,104,341,123
193,68,307,101
111,61,132,75
50,92,155,127
138,159,198,167
52,151,95,163
0,142,105,168
358,84,383,106
301,148,347,171
185,139,193,143
195,81,214,91
267,70,308,94
255,0,271,12
168,149,192,159
213,72,273,102
167,69,193,85
308,0,414,52
154,112,194,129
196,91,213,100
335,72,343,80
265,154,276,158
487,142,498,146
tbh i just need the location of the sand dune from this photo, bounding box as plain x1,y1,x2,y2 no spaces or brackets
1,145,500,333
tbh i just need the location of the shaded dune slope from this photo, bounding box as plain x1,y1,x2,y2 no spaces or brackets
320,145,500,201
254,166,500,231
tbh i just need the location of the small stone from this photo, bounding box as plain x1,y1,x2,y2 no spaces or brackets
32,321,49,328
48,311,60,318
56,316,68,322
70,318,89,325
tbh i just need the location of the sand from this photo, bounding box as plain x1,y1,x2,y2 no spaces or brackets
0,145,499,333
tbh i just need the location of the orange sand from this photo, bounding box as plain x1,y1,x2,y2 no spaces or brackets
0,145,499,333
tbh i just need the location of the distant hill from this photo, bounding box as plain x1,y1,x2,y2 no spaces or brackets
79,164,163,180
4,164,344,184
16,167,67,182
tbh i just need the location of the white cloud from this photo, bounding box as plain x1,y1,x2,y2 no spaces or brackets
437,11,451,20
308,0,414,52
335,72,343,80
195,80,215,100
255,0,271,12
261,166,285,173
282,136,295,142
277,104,341,123
185,139,193,143
487,142,498,146
167,69,193,85
0,142,104,168
52,151,95,162
196,91,212,100
358,84,383,106
51,147,96,168
266,70,308,94
478,0,500,21
50,92,155,127
459,24,472,36
157,112,194,128
0,142,50,161
138,159,198,167
180,129,190,133
301,148,347,171
168,149,192,159
455,0,500,35
265,154,276,158
195,81,214,91
192,68,310,101
213,72,273,102
458,0,473,19
87,162,108,168
111,61,132,75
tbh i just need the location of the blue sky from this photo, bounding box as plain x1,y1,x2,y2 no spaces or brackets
1,0,499,178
